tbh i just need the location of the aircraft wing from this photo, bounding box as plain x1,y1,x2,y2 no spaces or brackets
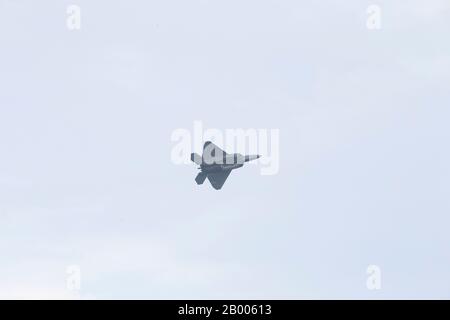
203,141,227,164
204,141,227,155
207,170,232,190
203,141,226,153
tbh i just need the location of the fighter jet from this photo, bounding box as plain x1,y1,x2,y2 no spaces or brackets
190,141,261,190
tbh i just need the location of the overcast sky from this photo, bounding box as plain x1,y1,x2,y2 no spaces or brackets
0,0,449,299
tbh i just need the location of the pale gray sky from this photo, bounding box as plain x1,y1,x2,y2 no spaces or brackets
0,0,449,299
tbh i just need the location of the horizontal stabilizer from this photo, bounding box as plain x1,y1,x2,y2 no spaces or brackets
191,153,202,165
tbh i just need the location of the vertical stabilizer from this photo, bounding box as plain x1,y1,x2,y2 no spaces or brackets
195,172,207,184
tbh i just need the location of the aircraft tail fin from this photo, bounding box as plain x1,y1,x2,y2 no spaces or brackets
190,153,202,165
195,172,207,185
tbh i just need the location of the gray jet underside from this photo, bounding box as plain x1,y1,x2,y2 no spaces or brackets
190,141,260,190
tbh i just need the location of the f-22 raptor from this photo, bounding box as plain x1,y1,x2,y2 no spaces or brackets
190,141,261,190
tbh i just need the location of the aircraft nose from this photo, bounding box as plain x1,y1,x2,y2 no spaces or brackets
244,155,261,162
